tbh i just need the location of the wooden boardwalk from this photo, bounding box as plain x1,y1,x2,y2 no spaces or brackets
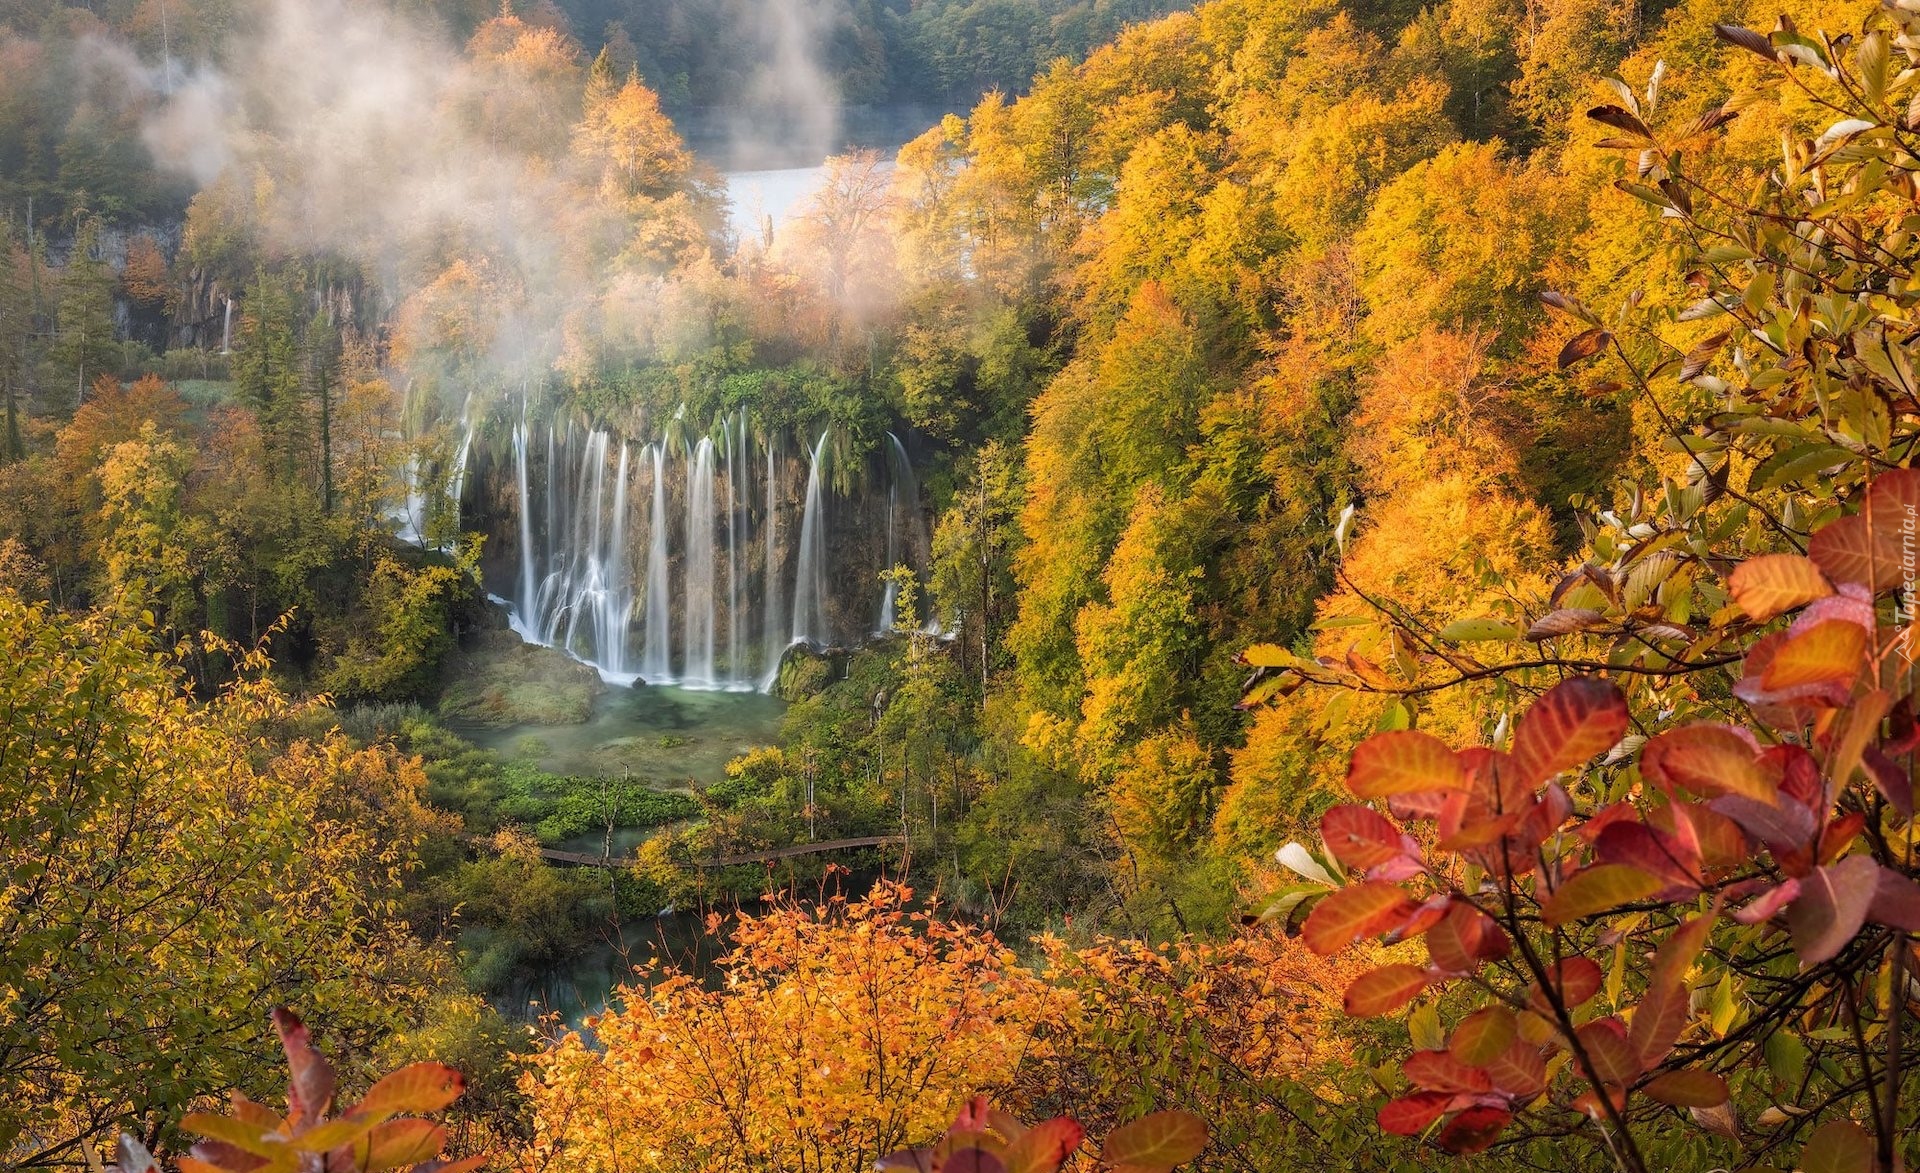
703,835,905,868
474,834,905,870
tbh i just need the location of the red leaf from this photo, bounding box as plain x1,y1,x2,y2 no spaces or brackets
1348,731,1468,799
1711,793,1816,849
1004,1118,1083,1173
1302,882,1417,956
1787,855,1880,965
1642,1069,1728,1107
1541,864,1663,926
1402,1050,1492,1093
1806,468,1920,593
272,1008,335,1128
1531,957,1604,1012
1436,1107,1511,1154
1728,554,1833,621
1386,895,1452,941
1558,328,1613,367
1593,822,1699,892
1863,746,1914,818
1483,1041,1547,1098
1639,725,1775,803
1427,901,1508,974
1869,865,1920,932
1509,677,1629,785
1449,1006,1517,1066
1377,1092,1450,1136
1628,981,1690,1072
1762,618,1869,692
1576,1017,1638,1083
1343,964,1428,1017
1733,878,1801,925
944,1149,1008,1173
1320,805,1410,871
1800,1118,1873,1173
950,1096,992,1133
1102,1111,1207,1173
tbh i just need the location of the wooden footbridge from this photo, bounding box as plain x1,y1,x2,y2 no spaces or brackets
479,834,906,870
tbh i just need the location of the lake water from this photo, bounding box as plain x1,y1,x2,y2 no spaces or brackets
724,165,829,243
455,681,787,789
708,103,942,243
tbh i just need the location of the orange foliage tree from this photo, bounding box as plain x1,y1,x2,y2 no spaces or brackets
1245,22,1920,1173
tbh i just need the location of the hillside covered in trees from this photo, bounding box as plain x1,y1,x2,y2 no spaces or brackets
5,0,1920,1170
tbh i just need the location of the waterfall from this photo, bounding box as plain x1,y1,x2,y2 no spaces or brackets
544,424,557,584
446,393,477,533
391,389,471,551
877,476,899,634
601,441,631,676
558,430,608,654
876,432,932,634
493,410,924,693
221,297,233,354
761,437,784,689
641,443,673,681
723,417,742,688
791,430,831,648
514,418,536,618
683,437,718,685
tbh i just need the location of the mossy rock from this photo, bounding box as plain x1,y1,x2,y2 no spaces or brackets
439,629,605,726
772,644,842,701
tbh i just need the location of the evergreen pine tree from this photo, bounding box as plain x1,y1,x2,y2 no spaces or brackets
48,219,118,413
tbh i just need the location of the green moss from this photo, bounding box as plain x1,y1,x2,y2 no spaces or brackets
439,630,605,726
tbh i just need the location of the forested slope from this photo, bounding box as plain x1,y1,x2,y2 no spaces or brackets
5,0,1920,1168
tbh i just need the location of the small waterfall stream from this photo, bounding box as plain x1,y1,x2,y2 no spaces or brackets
641,443,672,681
683,437,718,687
790,430,831,650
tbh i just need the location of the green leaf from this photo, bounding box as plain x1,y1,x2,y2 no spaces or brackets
1764,1031,1807,1086
1439,618,1520,642
1311,615,1374,630
1407,1001,1445,1050
1750,442,1854,491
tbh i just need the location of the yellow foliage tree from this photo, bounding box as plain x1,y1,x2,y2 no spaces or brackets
0,599,455,1169
523,885,1069,1173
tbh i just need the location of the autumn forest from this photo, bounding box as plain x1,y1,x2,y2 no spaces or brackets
3,0,1920,1169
